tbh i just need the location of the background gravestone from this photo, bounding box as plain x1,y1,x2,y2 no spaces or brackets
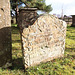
71,15,75,27
0,0,12,68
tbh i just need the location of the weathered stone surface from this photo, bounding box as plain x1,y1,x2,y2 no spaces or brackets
0,0,12,68
19,9,67,68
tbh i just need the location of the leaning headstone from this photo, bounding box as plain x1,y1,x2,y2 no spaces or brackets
0,0,12,68
19,8,67,69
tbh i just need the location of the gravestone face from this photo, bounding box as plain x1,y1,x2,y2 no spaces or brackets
19,8,67,69
0,0,12,68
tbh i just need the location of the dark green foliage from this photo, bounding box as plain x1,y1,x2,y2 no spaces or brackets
22,0,52,12
10,0,21,10
10,0,52,13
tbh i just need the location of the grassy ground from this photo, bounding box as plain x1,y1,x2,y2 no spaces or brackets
0,25,75,75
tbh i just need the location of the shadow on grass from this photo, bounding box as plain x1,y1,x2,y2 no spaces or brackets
11,26,24,70
12,40,21,43
66,36,75,40
65,48,75,52
67,25,75,29
12,58,24,70
65,48,75,59
7,58,30,74
11,26,20,34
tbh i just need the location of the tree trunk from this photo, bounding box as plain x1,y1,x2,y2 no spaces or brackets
71,15,75,27
15,5,19,24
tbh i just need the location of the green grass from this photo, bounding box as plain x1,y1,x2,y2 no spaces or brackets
12,24,18,27
0,25,75,75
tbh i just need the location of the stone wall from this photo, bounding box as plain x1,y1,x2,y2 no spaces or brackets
19,9,67,68
0,0,12,67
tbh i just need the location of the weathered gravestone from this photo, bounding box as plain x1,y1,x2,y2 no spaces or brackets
0,0,12,68
19,8,67,68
